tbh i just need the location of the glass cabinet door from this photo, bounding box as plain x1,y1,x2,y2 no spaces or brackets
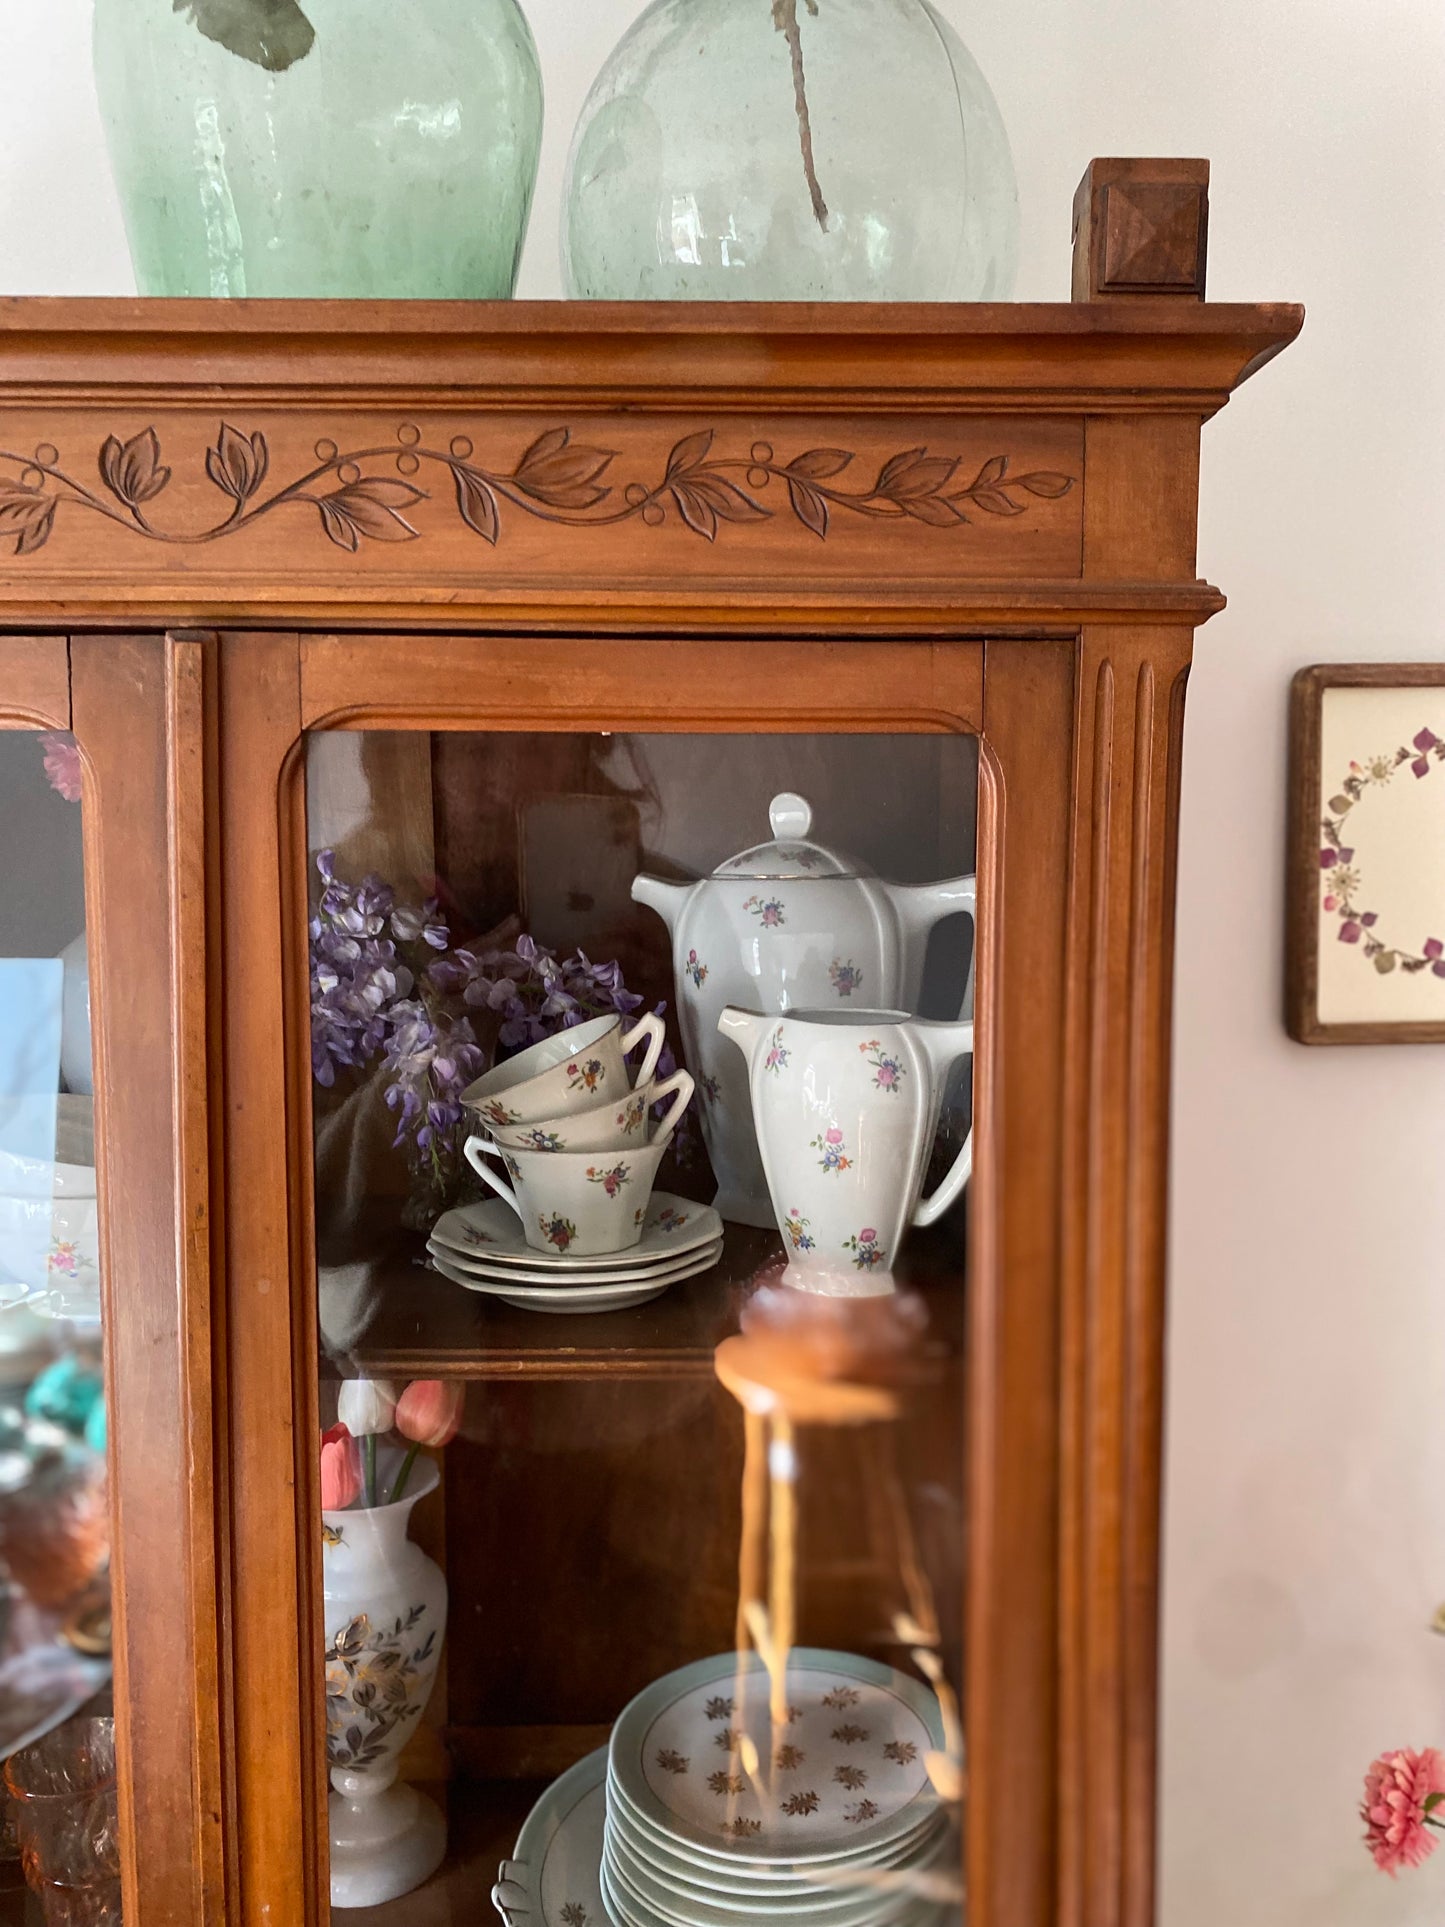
0,636,221,1927
0,713,117,1924
302,714,978,1926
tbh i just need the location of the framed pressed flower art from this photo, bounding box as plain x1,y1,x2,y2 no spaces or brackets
1288,664,1445,1042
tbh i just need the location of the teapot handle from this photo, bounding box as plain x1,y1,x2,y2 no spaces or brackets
911,1024,974,1228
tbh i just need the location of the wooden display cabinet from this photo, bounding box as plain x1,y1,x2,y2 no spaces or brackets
0,161,1300,1927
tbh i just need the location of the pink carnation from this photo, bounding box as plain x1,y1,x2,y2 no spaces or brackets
40,733,81,803
1362,1747,1445,1874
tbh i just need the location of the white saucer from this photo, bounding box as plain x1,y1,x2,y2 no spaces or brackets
432,1193,722,1271
430,1244,722,1314
494,1748,613,1927
428,1237,724,1289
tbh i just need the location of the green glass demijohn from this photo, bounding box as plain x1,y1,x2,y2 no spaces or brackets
93,0,544,298
562,0,1019,302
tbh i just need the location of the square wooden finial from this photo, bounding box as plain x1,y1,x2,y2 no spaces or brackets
1072,158,1210,301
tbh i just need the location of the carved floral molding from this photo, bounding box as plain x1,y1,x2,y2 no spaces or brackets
0,423,1074,557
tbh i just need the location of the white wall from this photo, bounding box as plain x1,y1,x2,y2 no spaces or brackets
4,2,1445,1919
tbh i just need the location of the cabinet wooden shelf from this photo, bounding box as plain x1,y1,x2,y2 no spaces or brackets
337,1224,967,1383
0,159,1301,1927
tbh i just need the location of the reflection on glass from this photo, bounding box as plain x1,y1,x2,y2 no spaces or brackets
310,731,974,1922
0,733,114,1922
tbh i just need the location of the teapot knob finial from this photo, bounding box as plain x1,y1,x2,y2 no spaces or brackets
769,792,813,843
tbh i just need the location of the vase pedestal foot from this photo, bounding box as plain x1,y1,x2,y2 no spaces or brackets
329,1781,446,1909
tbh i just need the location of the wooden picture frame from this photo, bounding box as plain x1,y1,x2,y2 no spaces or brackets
1288,664,1445,1043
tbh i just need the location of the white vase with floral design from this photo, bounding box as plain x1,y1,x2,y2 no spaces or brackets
324,1452,448,1909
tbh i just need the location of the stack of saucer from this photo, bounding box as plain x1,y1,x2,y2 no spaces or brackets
428,1195,723,1314
493,1650,958,1927
604,1651,952,1927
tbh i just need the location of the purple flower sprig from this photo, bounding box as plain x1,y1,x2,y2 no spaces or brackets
309,855,693,1190
438,936,692,1157
309,851,478,1190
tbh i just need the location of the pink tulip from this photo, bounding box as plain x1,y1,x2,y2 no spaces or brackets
319,1423,362,1511
395,1380,465,1449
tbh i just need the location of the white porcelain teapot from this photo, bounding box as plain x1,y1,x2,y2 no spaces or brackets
632,793,975,1226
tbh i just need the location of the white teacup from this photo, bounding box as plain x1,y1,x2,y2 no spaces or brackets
460,1011,665,1130
463,1135,674,1257
480,1070,695,1155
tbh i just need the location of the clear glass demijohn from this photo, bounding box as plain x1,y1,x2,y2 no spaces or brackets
562,0,1019,302
93,0,544,299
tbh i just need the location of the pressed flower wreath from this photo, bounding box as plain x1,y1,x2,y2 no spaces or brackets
1319,725,1445,978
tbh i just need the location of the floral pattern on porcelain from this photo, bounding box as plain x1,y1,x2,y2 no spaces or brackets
566,1057,606,1095
829,959,863,997
860,1040,905,1092
561,1906,589,1926
784,1209,816,1252
764,1026,790,1074
654,1206,691,1234
743,894,786,928
325,1606,438,1772
586,1162,630,1198
47,1239,81,1278
685,949,709,988
540,1213,579,1252
700,1073,722,1106
481,1098,522,1128
617,1093,647,1135
812,1127,851,1174
517,1128,565,1153
843,1230,887,1271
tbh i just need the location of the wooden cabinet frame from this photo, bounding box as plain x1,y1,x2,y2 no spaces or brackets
0,163,1301,1927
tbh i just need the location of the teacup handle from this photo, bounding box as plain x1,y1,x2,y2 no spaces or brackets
648,1068,696,1140
911,1026,975,1229
622,1011,666,1088
463,1136,522,1222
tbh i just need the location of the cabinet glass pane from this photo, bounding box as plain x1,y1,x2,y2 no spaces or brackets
308,729,976,1925
0,733,117,1927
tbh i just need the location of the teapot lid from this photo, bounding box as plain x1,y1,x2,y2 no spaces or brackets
712,794,868,881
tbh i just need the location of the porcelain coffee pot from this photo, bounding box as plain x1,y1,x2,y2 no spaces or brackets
633,793,975,1227
718,1006,974,1295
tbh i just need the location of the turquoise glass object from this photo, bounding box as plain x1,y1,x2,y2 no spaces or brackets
563,0,1018,302
93,0,543,298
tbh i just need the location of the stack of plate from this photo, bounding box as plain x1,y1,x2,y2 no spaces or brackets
428,1194,723,1315
493,1650,960,1927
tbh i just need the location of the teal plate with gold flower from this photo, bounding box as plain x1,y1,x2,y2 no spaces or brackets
493,1747,614,1927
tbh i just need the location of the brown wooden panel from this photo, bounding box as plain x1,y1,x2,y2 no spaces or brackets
969,639,1075,1927
0,634,68,729
211,632,319,1927
70,635,225,1925
0,407,1082,589
1056,627,1191,1927
300,635,985,735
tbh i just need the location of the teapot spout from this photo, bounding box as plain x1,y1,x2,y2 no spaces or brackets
717,1006,768,1063
631,872,690,932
